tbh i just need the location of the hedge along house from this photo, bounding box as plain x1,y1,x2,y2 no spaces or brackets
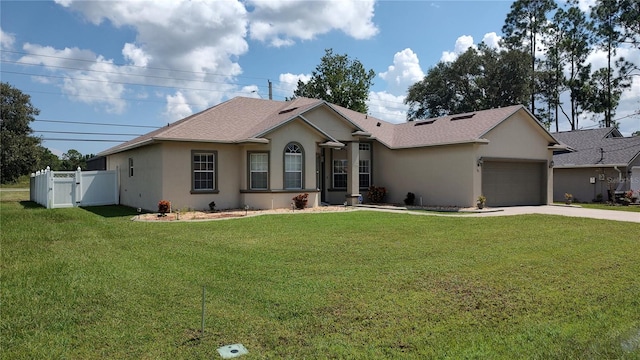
551,128,640,203
98,97,560,211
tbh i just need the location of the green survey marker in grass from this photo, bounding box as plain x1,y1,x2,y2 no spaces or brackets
1,193,639,359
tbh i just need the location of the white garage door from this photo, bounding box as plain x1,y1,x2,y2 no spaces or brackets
482,161,546,207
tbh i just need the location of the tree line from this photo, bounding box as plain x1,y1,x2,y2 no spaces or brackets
405,0,639,131
1,82,94,184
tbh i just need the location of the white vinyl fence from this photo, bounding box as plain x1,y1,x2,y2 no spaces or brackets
30,167,119,209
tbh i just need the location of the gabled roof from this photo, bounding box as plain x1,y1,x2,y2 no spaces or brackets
552,128,640,167
333,103,555,149
99,97,557,156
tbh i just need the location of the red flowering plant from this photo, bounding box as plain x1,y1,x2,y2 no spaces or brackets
623,190,637,204
367,185,386,203
158,200,171,216
292,193,309,209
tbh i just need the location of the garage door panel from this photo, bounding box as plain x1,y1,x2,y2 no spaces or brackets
482,161,545,206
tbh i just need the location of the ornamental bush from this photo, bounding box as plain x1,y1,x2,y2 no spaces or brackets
367,185,386,203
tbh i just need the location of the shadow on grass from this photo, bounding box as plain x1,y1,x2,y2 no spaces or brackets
19,201,43,209
81,205,142,218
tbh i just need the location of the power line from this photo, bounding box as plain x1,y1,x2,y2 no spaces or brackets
2,50,273,83
40,138,129,142
34,119,161,129
35,130,142,136
2,51,413,109
1,59,268,90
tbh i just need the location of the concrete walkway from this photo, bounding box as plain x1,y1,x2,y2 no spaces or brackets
413,205,640,223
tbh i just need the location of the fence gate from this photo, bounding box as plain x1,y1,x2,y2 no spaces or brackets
30,167,119,209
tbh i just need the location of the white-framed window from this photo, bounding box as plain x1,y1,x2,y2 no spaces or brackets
333,159,348,188
128,158,134,177
284,143,303,189
359,160,370,188
249,152,269,190
359,143,370,151
192,151,217,191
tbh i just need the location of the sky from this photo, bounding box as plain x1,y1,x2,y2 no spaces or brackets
1,0,639,158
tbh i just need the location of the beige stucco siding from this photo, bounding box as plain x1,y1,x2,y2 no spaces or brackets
374,143,476,207
480,112,554,204
303,106,356,141
480,112,551,160
106,143,163,211
264,119,324,191
159,142,241,211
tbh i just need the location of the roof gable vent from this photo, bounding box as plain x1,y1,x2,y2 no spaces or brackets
450,113,475,121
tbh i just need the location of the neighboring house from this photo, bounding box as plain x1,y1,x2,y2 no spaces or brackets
552,128,640,203
98,97,560,211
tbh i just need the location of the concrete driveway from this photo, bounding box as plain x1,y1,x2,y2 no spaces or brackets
462,205,640,223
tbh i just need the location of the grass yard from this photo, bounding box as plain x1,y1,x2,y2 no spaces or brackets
2,192,640,359
577,202,640,213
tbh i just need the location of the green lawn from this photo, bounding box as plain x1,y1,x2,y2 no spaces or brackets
2,193,640,359
577,202,640,213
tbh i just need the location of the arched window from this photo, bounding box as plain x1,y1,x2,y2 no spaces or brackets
284,143,303,189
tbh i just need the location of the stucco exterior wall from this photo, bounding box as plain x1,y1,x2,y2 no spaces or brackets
554,166,632,203
264,119,324,192
303,106,356,141
374,143,476,207
106,143,163,211
480,111,554,204
159,142,241,211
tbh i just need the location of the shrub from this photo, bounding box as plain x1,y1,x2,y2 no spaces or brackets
367,185,386,203
158,200,170,215
208,201,216,212
292,193,309,209
404,192,415,206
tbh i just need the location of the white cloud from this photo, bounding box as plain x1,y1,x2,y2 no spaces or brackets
367,91,408,124
122,43,151,67
48,0,248,116
247,0,378,47
481,32,501,49
277,73,311,98
441,35,476,62
164,91,192,121
576,0,597,12
379,48,425,96
20,44,127,113
0,28,15,50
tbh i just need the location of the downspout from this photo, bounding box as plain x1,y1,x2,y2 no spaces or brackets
614,166,622,183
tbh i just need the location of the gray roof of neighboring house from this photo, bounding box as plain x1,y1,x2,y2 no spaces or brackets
99,97,556,156
552,128,640,167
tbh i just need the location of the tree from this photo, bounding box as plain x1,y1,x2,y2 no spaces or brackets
60,149,86,170
35,146,61,171
590,0,636,127
502,0,558,117
404,46,531,121
584,65,630,127
618,0,640,49
405,62,456,119
554,3,594,130
292,49,375,113
1,82,41,183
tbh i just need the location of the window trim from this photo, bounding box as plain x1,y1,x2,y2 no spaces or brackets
332,159,348,189
359,159,371,189
128,158,134,177
283,142,304,190
248,151,270,190
190,150,218,194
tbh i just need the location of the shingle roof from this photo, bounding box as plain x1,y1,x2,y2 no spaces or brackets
100,97,555,156
552,128,640,167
